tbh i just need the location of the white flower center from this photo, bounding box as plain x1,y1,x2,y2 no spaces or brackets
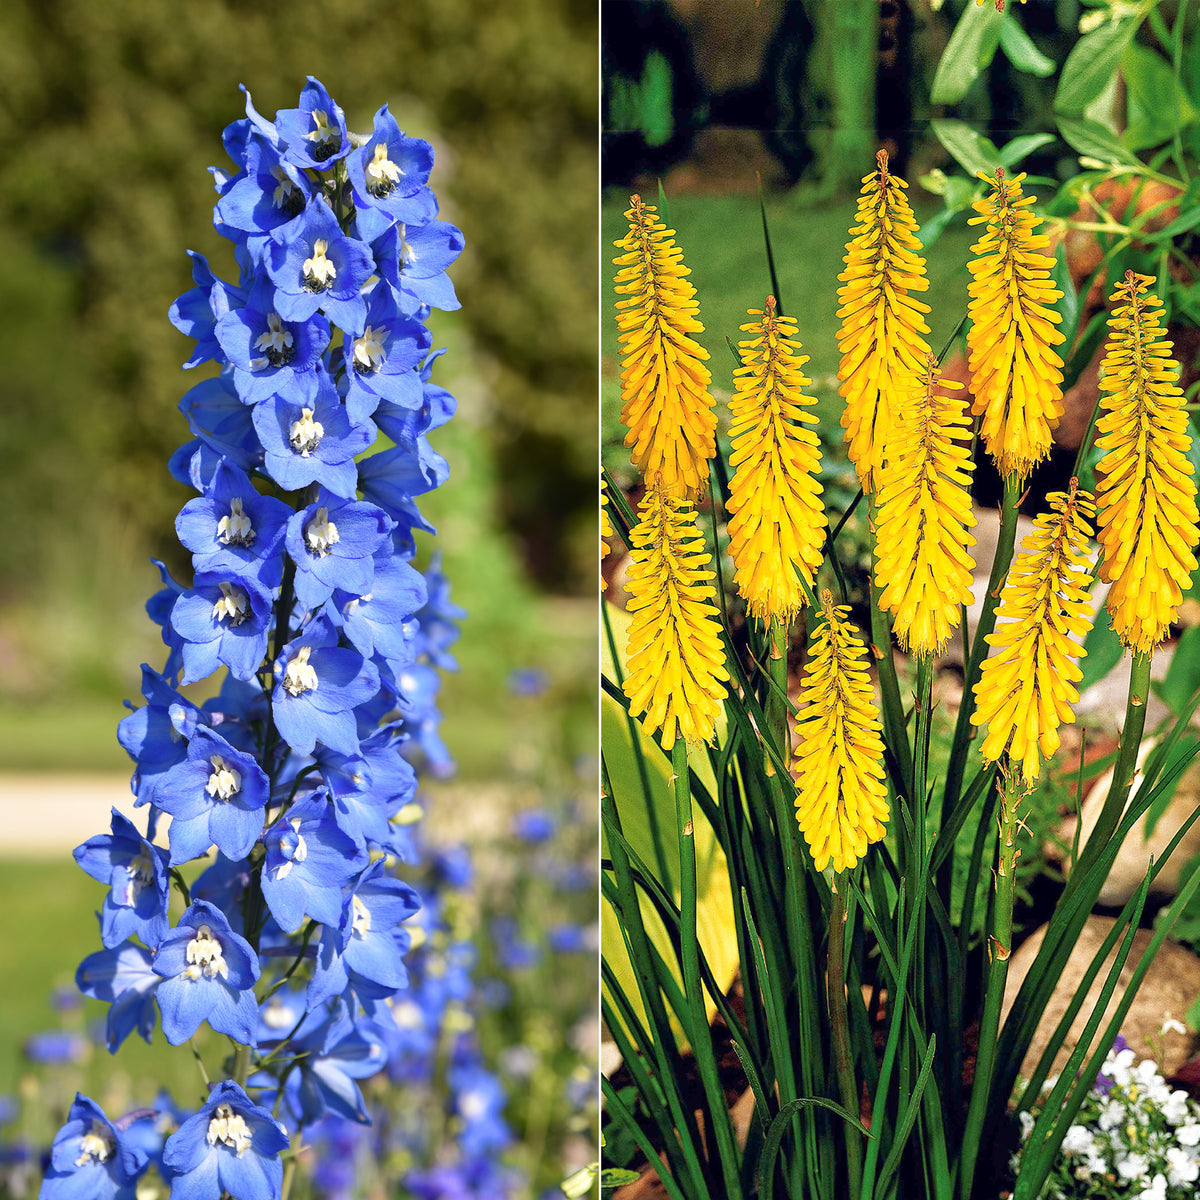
261,995,297,1030
206,1104,253,1157
205,755,242,801
366,142,403,197
289,408,324,456
397,223,417,267
305,507,340,556
351,894,372,937
216,496,255,547
270,166,303,215
212,582,250,626
274,818,308,881
303,239,337,291
184,925,228,981
121,847,156,904
306,109,340,160
390,999,424,1030
75,1121,114,1166
352,325,388,373
283,645,318,696
253,313,294,368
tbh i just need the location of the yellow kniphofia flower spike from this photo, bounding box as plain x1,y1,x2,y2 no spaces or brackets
614,195,716,497
874,353,977,657
726,297,827,622
836,149,932,493
600,477,616,590
1094,271,1200,654
623,483,729,749
793,591,889,874
971,482,1097,782
966,169,1065,480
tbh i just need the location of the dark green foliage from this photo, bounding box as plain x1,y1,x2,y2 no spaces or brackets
0,0,596,714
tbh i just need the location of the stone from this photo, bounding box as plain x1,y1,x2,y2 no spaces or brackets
1002,915,1200,1081
1054,739,1200,905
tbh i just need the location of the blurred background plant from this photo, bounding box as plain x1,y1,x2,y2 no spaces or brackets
0,2,598,1196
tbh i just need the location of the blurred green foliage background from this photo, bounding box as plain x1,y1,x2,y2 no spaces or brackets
0,0,597,773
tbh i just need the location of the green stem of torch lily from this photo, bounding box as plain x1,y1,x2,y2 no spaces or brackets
1075,651,1152,878
829,878,863,1197
942,473,1022,829
958,773,1024,1199
672,738,741,1198
867,498,913,798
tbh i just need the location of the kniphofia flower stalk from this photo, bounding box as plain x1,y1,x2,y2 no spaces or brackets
966,169,1065,480
726,297,826,622
623,483,729,749
793,591,889,873
874,353,977,657
614,195,716,496
1094,271,1199,654
971,482,1096,781
836,149,932,492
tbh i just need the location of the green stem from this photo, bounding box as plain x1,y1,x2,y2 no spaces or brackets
233,1041,252,1089
942,473,1022,822
671,738,741,1198
958,774,1023,1199
1076,652,1152,875
764,617,790,771
829,878,863,1197
868,498,913,795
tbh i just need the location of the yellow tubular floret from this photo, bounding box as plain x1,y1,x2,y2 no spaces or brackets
874,353,977,657
793,591,890,873
966,169,1065,480
726,297,827,622
1094,271,1200,654
971,483,1097,782
614,195,716,497
836,149,932,492
623,484,729,749
601,477,616,590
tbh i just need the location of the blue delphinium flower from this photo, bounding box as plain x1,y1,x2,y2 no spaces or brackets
23,1032,88,1067
58,76,480,1199
76,938,161,1052
73,809,171,948
161,1081,288,1200
153,902,260,1045
40,1094,147,1200
153,725,271,865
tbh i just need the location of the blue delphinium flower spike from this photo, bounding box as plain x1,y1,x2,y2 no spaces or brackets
161,1081,288,1200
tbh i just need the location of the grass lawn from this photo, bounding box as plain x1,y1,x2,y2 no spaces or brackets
601,189,976,467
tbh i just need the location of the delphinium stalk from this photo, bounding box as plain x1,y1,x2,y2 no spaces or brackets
971,481,1097,783
965,168,1066,481
43,78,464,1200
725,296,826,622
1083,271,1200,860
614,195,716,497
873,352,976,659
835,148,932,493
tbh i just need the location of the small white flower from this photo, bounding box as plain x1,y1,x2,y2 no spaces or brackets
1099,1098,1125,1131
1139,1172,1168,1200
1019,1110,1035,1141
1062,1124,1095,1156
1161,1015,1188,1037
1177,1123,1200,1147
1161,1089,1192,1125
1116,1151,1149,1181
1166,1145,1200,1186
